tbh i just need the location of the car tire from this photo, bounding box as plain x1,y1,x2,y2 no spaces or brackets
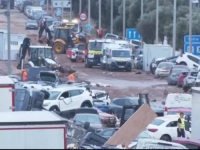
160,134,171,141
81,102,92,108
49,106,60,112
179,62,187,66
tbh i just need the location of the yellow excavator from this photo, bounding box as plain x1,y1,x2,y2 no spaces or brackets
53,22,87,54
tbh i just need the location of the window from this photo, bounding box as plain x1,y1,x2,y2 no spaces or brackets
191,72,198,77
166,121,177,127
60,92,69,98
89,42,103,50
125,100,132,105
112,50,131,57
11,41,18,45
187,55,200,64
151,119,165,126
48,91,61,100
96,92,106,99
101,129,114,137
78,90,84,94
113,99,124,106
69,90,80,97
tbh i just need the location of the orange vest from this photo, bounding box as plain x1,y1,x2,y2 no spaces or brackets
22,71,28,81
68,74,75,81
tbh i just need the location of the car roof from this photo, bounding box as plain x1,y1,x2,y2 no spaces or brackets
173,138,200,145
91,89,106,93
155,115,179,121
49,86,85,92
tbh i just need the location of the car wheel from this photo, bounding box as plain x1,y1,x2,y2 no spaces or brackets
160,134,171,141
179,62,187,66
81,102,91,108
49,106,60,112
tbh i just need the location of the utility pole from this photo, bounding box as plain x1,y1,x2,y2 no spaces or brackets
110,0,113,34
155,0,159,44
88,0,91,35
79,0,82,14
172,0,177,56
141,0,143,48
47,0,49,14
6,0,11,75
70,0,72,21
189,0,192,53
123,0,126,38
98,0,101,29
61,0,63,20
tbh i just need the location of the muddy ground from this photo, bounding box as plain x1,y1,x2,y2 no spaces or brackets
0,9,182,103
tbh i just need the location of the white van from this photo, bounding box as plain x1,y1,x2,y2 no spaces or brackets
129,139,187,149
164,93,192,116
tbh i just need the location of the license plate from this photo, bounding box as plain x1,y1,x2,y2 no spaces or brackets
119,66,124,68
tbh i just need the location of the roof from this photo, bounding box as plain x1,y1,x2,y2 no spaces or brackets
50,86,85,92
0,76,14,85
29,45,52,48
0,111,66,123
168,108,191,112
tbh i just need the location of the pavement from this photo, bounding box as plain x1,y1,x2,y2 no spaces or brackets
0,9,183,104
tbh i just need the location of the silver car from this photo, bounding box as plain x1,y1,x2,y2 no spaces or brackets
155,62,174,77
25,20,38,30
183,69,198,88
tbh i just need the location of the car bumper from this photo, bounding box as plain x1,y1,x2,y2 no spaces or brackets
110,61,132,70
156,71,170,76
87,58,100,66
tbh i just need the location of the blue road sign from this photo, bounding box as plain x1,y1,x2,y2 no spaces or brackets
40,0,45,6
184,35,200,43
126,28,141,40
86,24,91,30
56,8,62,16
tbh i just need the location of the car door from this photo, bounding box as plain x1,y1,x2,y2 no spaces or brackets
58,91,73,111
68,90,83,110
109,99,125,118
166,121,178,139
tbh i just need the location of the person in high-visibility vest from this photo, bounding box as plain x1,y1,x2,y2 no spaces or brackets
21,70,28,81
177,112,185,137
68,73,75,82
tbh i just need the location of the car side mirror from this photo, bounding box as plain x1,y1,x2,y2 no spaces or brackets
59,97,64,100
161,101,165,105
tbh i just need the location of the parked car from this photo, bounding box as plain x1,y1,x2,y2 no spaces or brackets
134,54,143,70
91,90,110,105
42,86,93,112
33,11,47,22
96,108,116,127
93,100,109,113
26,67,49,81
38,16,53,26
155,62,174,77
182,69,198,89
25,19,38,30
98,128,153,140
167,65,189,85
195,72,200,87
108,97,164,119
146,115,191,141
177,71,188,87
45,17,58,27
176,52,200,69
173,138,200,149
150,57,166,74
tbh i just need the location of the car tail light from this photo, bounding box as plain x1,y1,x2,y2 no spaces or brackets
148,129,158,132
165,107,168,111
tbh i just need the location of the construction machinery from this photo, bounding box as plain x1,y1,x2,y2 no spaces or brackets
53,22,87,54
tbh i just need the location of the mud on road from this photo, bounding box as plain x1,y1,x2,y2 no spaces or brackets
0,9,182,102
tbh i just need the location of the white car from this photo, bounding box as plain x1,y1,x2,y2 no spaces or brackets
43,86,93,112
183,69,198,88
49,21,62,32
91,90,111,104
176,52,200,69
21,83,53,91
146,115,191,141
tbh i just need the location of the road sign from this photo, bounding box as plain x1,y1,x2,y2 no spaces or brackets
79,12,88,21
126,28,141,40
40,0,44,6
184,35,200,43
56,8,62,16
53,0,71,8
86,24,91,30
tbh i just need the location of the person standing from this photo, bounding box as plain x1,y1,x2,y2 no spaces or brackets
177,112,185,137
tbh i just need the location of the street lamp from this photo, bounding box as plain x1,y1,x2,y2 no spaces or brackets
155,0,159,44
123,0,126,38
79,0,82,14
172,0,177,56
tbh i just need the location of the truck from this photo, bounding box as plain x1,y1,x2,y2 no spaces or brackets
0,76,15,112
101,46,132,71
0,111,67,149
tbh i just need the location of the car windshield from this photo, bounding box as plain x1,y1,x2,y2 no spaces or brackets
157,62,173,68
137,131,151,138
190,72,198,77
89,42,103,50
47,91,61,100
28,20,36,23
151,119,165,126
112,50,131,57
75,114,101,124
27,67,49,81
167,111,191,116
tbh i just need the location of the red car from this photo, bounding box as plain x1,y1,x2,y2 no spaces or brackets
173,138,200,149
177,71,188,87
